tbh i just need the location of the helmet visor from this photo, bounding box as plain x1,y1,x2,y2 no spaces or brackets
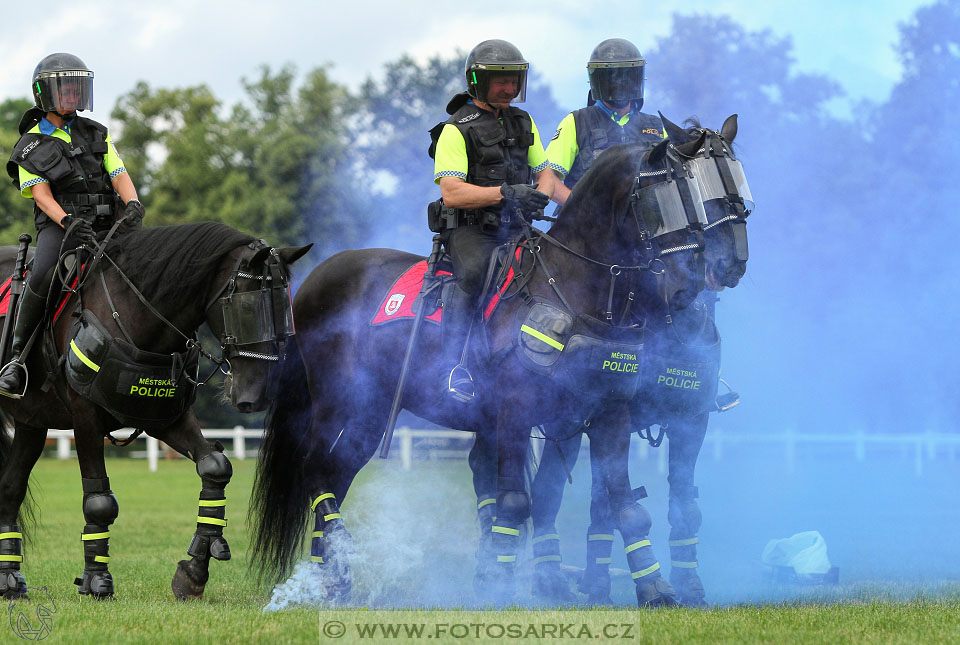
688,157,755,213
35,71,93,113
636,176,707,238
589,63,644,103
473,64,528,104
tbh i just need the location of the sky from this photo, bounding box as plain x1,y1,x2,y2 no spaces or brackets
0,0,933,123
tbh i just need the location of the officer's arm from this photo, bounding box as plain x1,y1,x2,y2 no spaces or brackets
111,172,139,205
533,166,570,204
551,177,572,206
29,183,69,226
439,177,504,209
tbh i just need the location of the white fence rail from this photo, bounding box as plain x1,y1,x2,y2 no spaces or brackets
30,426,960,477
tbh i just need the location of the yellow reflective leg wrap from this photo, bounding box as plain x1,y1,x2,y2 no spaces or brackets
0,527,25,569
197,495,227,532
491,523,521,567
532,532,561,569
669,535,699,572
311,491,345,565
624,539,661,582
81,526,111,571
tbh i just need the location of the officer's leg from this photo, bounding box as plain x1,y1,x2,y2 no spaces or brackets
438,226,498,401
530,429,581,602
0,225,60,398
666,413,708,606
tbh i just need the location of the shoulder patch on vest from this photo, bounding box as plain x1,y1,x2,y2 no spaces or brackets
458,111,482,124
19,139,40,159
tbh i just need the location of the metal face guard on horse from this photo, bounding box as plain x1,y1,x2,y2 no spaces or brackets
0,222,311,600
249,115,718,607
514,115,753,607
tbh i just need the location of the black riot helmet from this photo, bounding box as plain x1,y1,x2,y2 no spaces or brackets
465,39,529,104
32,53,94,115
587,38,645,109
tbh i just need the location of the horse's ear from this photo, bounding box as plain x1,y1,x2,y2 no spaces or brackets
659,112,693,146
674,130,707,158
276,243,314,266
647,138,670,165
721,114,738,142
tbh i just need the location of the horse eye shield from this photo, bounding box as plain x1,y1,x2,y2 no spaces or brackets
634,175,708,238
220,288,294,346
687,157,754,214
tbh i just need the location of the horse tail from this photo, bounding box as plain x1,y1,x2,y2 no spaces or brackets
0,413,36,536
249,335,313,584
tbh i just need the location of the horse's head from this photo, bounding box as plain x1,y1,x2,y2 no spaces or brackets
559,138,710,313
206,242,312,412
661,113,753,290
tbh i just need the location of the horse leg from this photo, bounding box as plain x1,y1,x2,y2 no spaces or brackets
306,405,386,604
0,422,45,599
72,416,119,599
588,409,678,608
467,430,499,596
666,413,708,607
479,405,533,604
577,431,618,604
159,412,233,601
529,427,581,603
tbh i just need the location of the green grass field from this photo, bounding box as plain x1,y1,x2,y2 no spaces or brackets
6,458,959,644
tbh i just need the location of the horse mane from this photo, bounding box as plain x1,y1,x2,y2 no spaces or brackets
563,144,648,219
111,222,257,313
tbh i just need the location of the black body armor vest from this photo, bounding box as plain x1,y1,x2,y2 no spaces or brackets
7,114,119,230
429,93,535,230
564,107,664,188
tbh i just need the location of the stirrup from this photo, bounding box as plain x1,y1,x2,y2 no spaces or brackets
445,364,475,403
715,377,739,412
0,361,28,400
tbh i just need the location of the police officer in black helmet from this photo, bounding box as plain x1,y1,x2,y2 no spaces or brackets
429,39,555,402
546,38,665,206
0,53,144,398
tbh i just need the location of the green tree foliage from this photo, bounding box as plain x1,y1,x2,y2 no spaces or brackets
110,65,369,255
0,98,36,238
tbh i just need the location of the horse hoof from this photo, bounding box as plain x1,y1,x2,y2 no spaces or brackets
1,570,28,600
75,570,115,599
172,559,209,601
681,596,709,608
636,577,680,608
533,568,576,604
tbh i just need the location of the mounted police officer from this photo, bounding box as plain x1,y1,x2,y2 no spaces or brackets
533,38,672,604
429,39,555,401
546,38,665,207
1,53,144,398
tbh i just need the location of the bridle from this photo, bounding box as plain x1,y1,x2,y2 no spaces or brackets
511,142,709,325
210,240,295,365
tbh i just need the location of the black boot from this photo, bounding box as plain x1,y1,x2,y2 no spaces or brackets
439,284,476,403
0,285,47,399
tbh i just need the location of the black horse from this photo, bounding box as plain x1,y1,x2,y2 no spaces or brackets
0,222,310,600
514,117,752,607
250,115,716,607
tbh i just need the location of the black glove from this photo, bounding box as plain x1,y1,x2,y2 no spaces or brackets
61,215,96,248
121,199,145,231
500,182,549,214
